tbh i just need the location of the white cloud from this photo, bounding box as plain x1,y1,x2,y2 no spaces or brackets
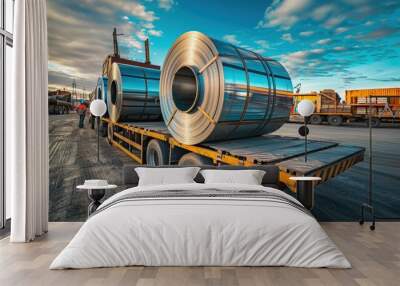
324,15,345,28
316,38,331,45
135,29,148,41
223,34,241,45
335,27,348,34
121,36,143,49
255,39,269,49
281,33,294,43
257,0,397,33
257,0,312,30
48,61,92,81
47,7,86,26
143,22,155,29
333,46,346,51
300,30,314,36
308,60,321,67
310,48,325,54
103,0,158,22
279,48,325,75
280,50,309,73
253,49,266,54
148,29,162,37
46,0,168,92
311,4,336,20
158,0,175,11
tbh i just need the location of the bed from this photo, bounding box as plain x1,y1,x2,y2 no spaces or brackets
50,165,350,269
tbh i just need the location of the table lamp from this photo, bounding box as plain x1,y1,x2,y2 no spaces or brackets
297,100,315,162
90,99,107,162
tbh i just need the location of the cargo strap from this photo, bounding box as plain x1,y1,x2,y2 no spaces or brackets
197,106,216,125
166,108,178,126
199,55,219,74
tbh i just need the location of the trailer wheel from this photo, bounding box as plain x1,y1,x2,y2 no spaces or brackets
107,123,113,145
146,139,169,166
327,115,343,126
368,118,381,128
310,114,322,125
178,152,213,166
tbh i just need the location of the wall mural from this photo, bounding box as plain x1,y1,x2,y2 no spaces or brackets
48,1,400,222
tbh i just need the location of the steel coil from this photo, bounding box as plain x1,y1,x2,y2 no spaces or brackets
96,76,108,114
107,63,162,122
160,31,293,145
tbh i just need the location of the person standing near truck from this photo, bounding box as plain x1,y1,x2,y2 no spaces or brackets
77,100,87,128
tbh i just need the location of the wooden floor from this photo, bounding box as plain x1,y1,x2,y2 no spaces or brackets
0,222,399,286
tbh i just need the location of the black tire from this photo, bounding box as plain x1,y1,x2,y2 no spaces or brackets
327,115,343,126
368,118,381,128
107,123,113,145
178,152,213,166
310,114,322,125
146,139,169,166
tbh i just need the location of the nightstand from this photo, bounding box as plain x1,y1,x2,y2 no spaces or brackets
77,184,117,216
289,177,321,210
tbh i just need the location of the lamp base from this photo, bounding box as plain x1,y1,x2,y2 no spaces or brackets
359,203,375,231
296,180,314,210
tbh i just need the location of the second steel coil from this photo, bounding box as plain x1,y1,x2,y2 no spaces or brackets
107,63,162,122
96,76,108,114
160,31,294,145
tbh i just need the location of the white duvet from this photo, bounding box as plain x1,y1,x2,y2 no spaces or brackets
50,183,350,269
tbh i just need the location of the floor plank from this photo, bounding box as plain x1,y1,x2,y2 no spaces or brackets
0,222,399,286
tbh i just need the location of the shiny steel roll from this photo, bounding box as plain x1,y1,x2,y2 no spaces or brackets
160,31,293,145
96,76,108,114
107,63,161,122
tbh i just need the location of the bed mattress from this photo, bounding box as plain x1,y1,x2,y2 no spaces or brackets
50,183,350,269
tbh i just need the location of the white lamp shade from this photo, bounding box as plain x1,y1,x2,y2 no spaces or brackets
297,100,315,117
90,99,107,117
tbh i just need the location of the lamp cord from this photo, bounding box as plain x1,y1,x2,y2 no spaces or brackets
97,117,100,162
305,117,308,162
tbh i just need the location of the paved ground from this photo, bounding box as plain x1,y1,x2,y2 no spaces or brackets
49,114,132,221
49,114,400,221
274,123,400,221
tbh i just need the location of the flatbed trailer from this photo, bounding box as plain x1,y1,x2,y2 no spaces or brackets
48,98,73,115
102,118,364,196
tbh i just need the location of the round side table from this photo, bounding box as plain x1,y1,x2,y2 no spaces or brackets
77,184,117,217
289,177,321,210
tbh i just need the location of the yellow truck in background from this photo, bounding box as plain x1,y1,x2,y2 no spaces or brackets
291,88,400,127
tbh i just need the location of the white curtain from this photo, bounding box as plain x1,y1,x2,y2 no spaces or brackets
7,0,49,242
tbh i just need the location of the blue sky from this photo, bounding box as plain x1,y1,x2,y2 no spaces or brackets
48,0,400,98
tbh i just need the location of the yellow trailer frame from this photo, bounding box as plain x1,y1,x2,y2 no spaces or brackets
103,118,364,193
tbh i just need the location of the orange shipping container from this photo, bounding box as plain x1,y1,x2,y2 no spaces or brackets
345,88,400,104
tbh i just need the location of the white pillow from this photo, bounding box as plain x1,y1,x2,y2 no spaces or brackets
135,167,200,186
200,169,266,185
